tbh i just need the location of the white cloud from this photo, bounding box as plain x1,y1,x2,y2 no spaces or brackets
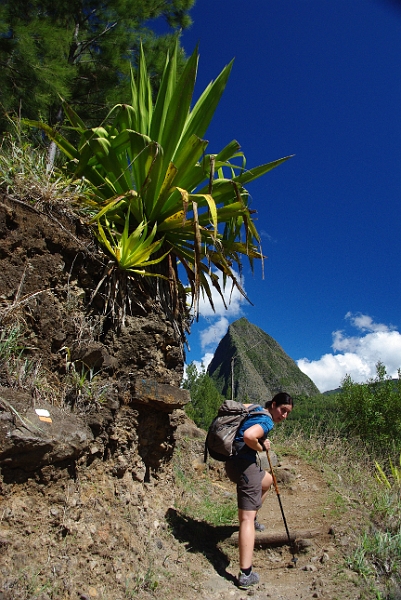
183,352,215,382
191,352,215,374
200,317,229,349
345,311,395,333
297,313,401,392
259,230,276,243
188,270,246,360
196,272,246,318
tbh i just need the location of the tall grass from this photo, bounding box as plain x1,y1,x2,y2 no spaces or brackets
0,324,40,389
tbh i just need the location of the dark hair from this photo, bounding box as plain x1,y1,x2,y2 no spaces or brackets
265,392,294,409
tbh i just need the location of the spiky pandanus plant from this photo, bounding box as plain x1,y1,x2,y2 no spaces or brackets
27,44,291,342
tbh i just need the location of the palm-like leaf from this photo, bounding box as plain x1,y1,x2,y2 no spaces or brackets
96,213,168,274
26,43,292,319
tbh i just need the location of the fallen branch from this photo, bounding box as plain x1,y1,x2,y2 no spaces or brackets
227,528,321,547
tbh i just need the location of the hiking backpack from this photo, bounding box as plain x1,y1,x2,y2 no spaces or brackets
204,400,271,462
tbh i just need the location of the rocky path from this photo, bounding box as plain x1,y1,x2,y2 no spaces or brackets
192,456,361,600
0,453,364,600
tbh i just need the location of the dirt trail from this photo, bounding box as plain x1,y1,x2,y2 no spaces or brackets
0,450,364,600
195,456,361,600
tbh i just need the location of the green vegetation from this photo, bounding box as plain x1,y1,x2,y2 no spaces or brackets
0,126,91,204
125,567,159,596
339,362,401,455
283,392,344,436
174,463,237,526
0,0,195,131
26,45,290,324
285,365,401,599
270,424,401,599
375,453,401,490
182,363,224,430
0,322,108,408
0,324,40,389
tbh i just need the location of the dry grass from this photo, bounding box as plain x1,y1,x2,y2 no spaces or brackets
0,131,91,209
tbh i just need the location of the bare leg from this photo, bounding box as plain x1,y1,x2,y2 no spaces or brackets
261,471,273,505
238,470,273,569
238,509,257,569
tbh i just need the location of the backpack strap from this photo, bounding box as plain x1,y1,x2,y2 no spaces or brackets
247,404,271,418
233,404,271,455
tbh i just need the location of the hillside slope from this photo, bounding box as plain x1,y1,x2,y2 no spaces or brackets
0,414,366,600
207,317,319,401
0,195,377,600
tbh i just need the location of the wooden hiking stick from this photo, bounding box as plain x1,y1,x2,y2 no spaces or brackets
266,449,298,565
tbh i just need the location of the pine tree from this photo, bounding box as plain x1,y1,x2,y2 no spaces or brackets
0,0,195,131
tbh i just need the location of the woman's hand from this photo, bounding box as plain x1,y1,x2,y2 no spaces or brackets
261,438,271,452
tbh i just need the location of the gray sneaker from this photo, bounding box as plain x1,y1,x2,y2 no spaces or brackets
254,520,265,532
238,570,260,589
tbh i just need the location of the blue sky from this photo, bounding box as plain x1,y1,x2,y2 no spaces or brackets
178,0,401,392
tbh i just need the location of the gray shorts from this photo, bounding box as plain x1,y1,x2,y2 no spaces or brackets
225,458,264,511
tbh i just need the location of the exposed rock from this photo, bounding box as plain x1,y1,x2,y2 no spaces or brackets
0,388,93,475
132,378,190,410
0,196,189,481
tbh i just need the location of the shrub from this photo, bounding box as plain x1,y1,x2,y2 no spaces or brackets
338,363,401,456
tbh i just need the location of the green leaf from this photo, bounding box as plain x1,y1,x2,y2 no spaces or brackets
150,45,177,142
159,46,199,167
22,119,79,161
177,59,234,154
233,155,294,185
26,45,292,318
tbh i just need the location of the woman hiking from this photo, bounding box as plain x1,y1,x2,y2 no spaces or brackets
225,392,294,589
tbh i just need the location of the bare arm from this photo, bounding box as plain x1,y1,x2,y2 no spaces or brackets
243,424,271,452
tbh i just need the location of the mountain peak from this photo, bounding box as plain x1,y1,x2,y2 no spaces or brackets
207,317,319,401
